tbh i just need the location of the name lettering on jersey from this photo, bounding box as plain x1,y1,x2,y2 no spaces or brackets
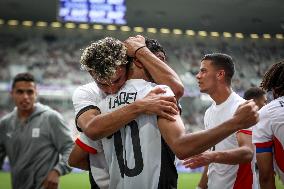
109,92,137,109
279,100,284,107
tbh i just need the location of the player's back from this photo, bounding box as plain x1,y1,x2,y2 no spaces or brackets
253,96,284,182
98,79,177,189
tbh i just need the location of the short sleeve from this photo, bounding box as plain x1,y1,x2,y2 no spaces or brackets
72,84,101,115
75,133,103,154
153,85,175,97
72,84,102,131
252,107,273,153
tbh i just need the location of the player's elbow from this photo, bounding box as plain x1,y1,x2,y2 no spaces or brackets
174,148,191,160
174,148,197,160
84,129,99,141
170,140,189,160
175,152,188,160
84,124,102,140
172,83,184,100
242,147,254,162
68,154,78,168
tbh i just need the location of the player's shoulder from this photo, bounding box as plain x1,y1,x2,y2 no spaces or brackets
231,92,246,105
34,103,64,122
204,105,213,118
74,82,100,95
259,97,284,116
269,96,284,108
124,79,155,90
0,111,15,127
72,82,101,101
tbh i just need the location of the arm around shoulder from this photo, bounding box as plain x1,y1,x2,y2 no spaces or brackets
68,143,90,170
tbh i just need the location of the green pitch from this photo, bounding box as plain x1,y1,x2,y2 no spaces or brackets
0,171,283,189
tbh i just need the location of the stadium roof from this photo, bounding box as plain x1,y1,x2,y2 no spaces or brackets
0,0,283,34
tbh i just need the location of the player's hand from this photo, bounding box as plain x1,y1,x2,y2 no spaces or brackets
136,87,178,121
42,169,60,189
124,35,146,57
233,100,259,130
183,151,216,169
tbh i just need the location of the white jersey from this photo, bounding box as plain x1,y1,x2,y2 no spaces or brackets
76,133,110,189
72,82,106,131
204,92,253,189
73,82,109,188
78,79,178,189
252,96,284,183
73,79,177,189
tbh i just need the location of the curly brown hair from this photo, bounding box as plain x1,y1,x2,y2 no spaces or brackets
80,37,128,81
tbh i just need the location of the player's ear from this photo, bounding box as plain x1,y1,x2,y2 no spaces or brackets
217,70,225,80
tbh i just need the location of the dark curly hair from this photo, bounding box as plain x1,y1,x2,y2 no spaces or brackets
145,38,166,59
260,61,284,97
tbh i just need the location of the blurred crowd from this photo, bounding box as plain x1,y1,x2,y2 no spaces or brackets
1,28,283,133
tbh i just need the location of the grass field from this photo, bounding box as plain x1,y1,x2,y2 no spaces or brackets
0,171,283,189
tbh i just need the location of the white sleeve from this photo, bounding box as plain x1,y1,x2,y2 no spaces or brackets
72,84,101,116
204,109,209,130
156,85,175,97
75,133,103,154
252,107,273,148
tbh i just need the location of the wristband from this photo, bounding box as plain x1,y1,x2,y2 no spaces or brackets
134,45,146,57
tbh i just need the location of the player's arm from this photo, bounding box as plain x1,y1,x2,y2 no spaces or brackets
124,35,184,99
217,132,254,164
69,134,102,171
184,132,253,168
42,112,74,189
197,166,208,189
68,143,89,170
157,100,259,160
252,107,275,189
256,152,275,189
81,87,178,140
212,132,253,164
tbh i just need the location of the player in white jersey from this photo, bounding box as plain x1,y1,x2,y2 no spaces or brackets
244,87,267,189
96,80,178,188
69,36,183,188
70,37,259,188
184,53,255,189
252,61,284,189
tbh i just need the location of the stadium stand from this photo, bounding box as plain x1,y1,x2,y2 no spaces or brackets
0,26,284,134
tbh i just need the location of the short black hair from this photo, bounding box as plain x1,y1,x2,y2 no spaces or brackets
145,38,166,59
243,87,266,100
12,72,35,89
202,53,235,85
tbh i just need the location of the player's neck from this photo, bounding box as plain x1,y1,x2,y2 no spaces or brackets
17,107,34,122
127,67,149,81
210,86,232,105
